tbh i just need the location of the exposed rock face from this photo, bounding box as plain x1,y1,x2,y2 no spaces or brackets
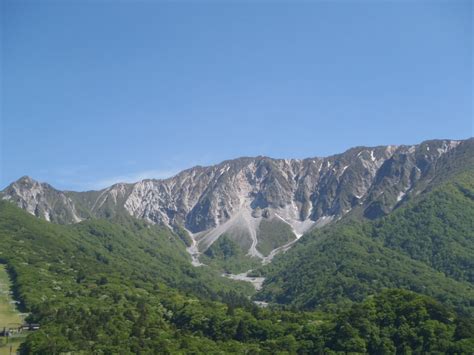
2,138,471,262
1,176,83,223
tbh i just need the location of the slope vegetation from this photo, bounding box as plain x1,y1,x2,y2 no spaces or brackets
0,199,472,352
258,172,474,316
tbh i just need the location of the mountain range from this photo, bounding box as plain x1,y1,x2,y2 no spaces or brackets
2,138,472,266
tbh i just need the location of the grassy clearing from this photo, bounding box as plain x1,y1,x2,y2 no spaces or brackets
0,265,23,328
0,337,23,355
0,265,26,354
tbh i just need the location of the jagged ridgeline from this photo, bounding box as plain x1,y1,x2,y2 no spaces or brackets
1,138,472,267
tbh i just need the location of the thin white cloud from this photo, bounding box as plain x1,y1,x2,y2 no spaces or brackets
89,169,180,190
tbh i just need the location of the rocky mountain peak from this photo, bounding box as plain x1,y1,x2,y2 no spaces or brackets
2,176,82,223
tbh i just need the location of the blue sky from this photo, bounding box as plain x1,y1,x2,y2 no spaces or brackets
1,0,472,191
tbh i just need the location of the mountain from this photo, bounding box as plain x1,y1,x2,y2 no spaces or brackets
2,138,472,267
257,171,474,316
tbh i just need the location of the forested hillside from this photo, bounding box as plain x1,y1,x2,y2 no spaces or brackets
1,199,473,353
258,172,474,316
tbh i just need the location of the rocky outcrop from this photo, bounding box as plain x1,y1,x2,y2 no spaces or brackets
1,176,83,223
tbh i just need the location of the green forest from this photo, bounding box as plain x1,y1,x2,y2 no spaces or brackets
0,172,472,353
258,173,474,315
